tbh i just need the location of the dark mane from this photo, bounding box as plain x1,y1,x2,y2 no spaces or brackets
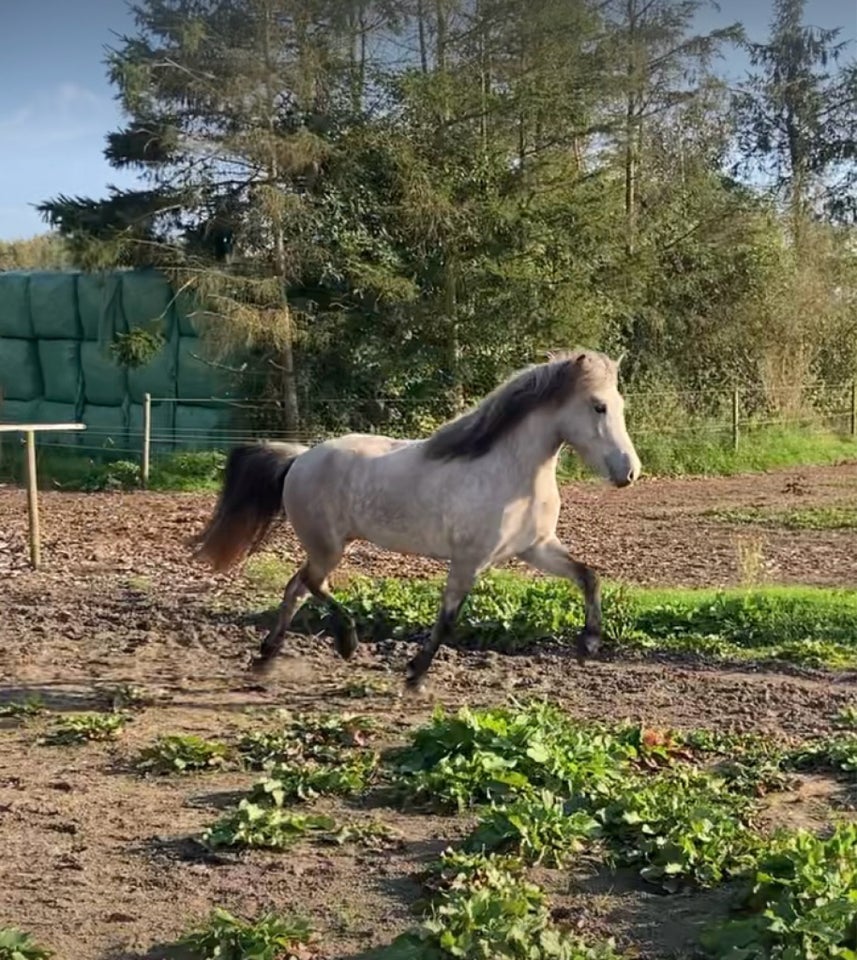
423,350,611,461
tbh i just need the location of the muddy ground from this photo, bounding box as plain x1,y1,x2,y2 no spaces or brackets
1,463,857,959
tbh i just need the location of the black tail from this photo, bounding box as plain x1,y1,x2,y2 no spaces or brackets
194,441,307,571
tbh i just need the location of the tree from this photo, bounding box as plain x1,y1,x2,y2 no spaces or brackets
40,0,395,430
734,0,857,239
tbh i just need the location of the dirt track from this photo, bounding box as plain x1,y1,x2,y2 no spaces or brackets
1,464,857,958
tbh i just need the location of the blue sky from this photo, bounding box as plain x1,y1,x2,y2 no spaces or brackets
0,0,854,240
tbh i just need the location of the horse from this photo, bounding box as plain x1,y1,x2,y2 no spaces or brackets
194,349,641,688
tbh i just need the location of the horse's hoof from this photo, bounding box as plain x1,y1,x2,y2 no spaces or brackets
334,626,360,660
575,631,601,665
249,655,275,675
404,670,429,696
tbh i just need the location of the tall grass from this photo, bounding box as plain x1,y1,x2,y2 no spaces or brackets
561,426,857,480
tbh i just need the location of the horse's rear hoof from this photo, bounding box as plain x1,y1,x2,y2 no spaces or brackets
575,630,601,665
334,626,360,660
404,669,429,697
249,655,275,675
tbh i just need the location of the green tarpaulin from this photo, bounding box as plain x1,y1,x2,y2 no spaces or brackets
0,339,43,400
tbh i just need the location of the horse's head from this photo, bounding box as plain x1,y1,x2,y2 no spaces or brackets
554,351,641,488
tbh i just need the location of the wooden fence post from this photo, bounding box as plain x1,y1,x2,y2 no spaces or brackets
731,388,740,452
25,430,41,570
142,393,151,488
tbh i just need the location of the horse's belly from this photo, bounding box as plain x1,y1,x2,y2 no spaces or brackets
349,519,451,561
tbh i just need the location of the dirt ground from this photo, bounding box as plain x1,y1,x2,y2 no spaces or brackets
1,463,857,959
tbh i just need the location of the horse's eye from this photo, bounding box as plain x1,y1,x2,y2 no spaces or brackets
594,403,607,415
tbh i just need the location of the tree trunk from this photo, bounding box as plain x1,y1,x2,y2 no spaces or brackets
624,0,639,255
263,0,300,431
416,0,428,72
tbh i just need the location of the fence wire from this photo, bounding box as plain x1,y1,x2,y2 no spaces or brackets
0,381,855,469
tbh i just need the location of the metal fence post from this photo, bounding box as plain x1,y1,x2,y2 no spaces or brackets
142,393,152,488
731,388,740,451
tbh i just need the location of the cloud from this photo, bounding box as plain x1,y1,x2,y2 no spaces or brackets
0,81,115,147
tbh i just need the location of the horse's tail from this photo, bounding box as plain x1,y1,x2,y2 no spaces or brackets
193,441,308,572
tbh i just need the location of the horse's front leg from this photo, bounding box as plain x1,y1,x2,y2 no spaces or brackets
519,538,602,664
405,563,477,690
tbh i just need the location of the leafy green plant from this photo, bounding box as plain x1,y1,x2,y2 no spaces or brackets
834,703,857,730
682,730,791,796
95,683,156,712
203,800,336,850
39,713,127,745
390,702,636,812
598,767,761,891
341,677,391,698
79,460,141,492
148,450,227,492
315,575,857,667
0,696,45,721
788,735,857,776
706,504,857,531
136,734,232,775
326,820,402,851
178,908,314,960
464,790,599,867
377,850,620,960
701,824,857,959
0,928,52,960
249,751,377,803
109,326,165,368
238,711,375,769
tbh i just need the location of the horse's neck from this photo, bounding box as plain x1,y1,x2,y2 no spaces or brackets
501,410,563,484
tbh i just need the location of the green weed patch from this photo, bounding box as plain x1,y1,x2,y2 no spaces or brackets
178,908,314,960
706,504,857,531
701,824,857,959
316,576,857,667
371,850,621,960
38,713,127,745
136,734,232,775
0,928,52,960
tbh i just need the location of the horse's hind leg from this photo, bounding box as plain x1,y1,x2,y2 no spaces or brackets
299,550,360,660
252,567,310,672
405,562,477,690
519,538,602,664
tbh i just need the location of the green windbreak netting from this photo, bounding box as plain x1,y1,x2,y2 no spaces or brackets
129,401,175,452
122,269,175,332
174,403,233,448
0,273,32,338
82,403,129,449
38,340,82,405
127,334,178,403
36,401,81,445
0,269,239,448
29,272,80,339
0,399,38,424
0,339,43,400
177,336,222,400
81,341,127,406
78,272,123,341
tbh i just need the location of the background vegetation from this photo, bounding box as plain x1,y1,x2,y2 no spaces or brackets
2,0,855,474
